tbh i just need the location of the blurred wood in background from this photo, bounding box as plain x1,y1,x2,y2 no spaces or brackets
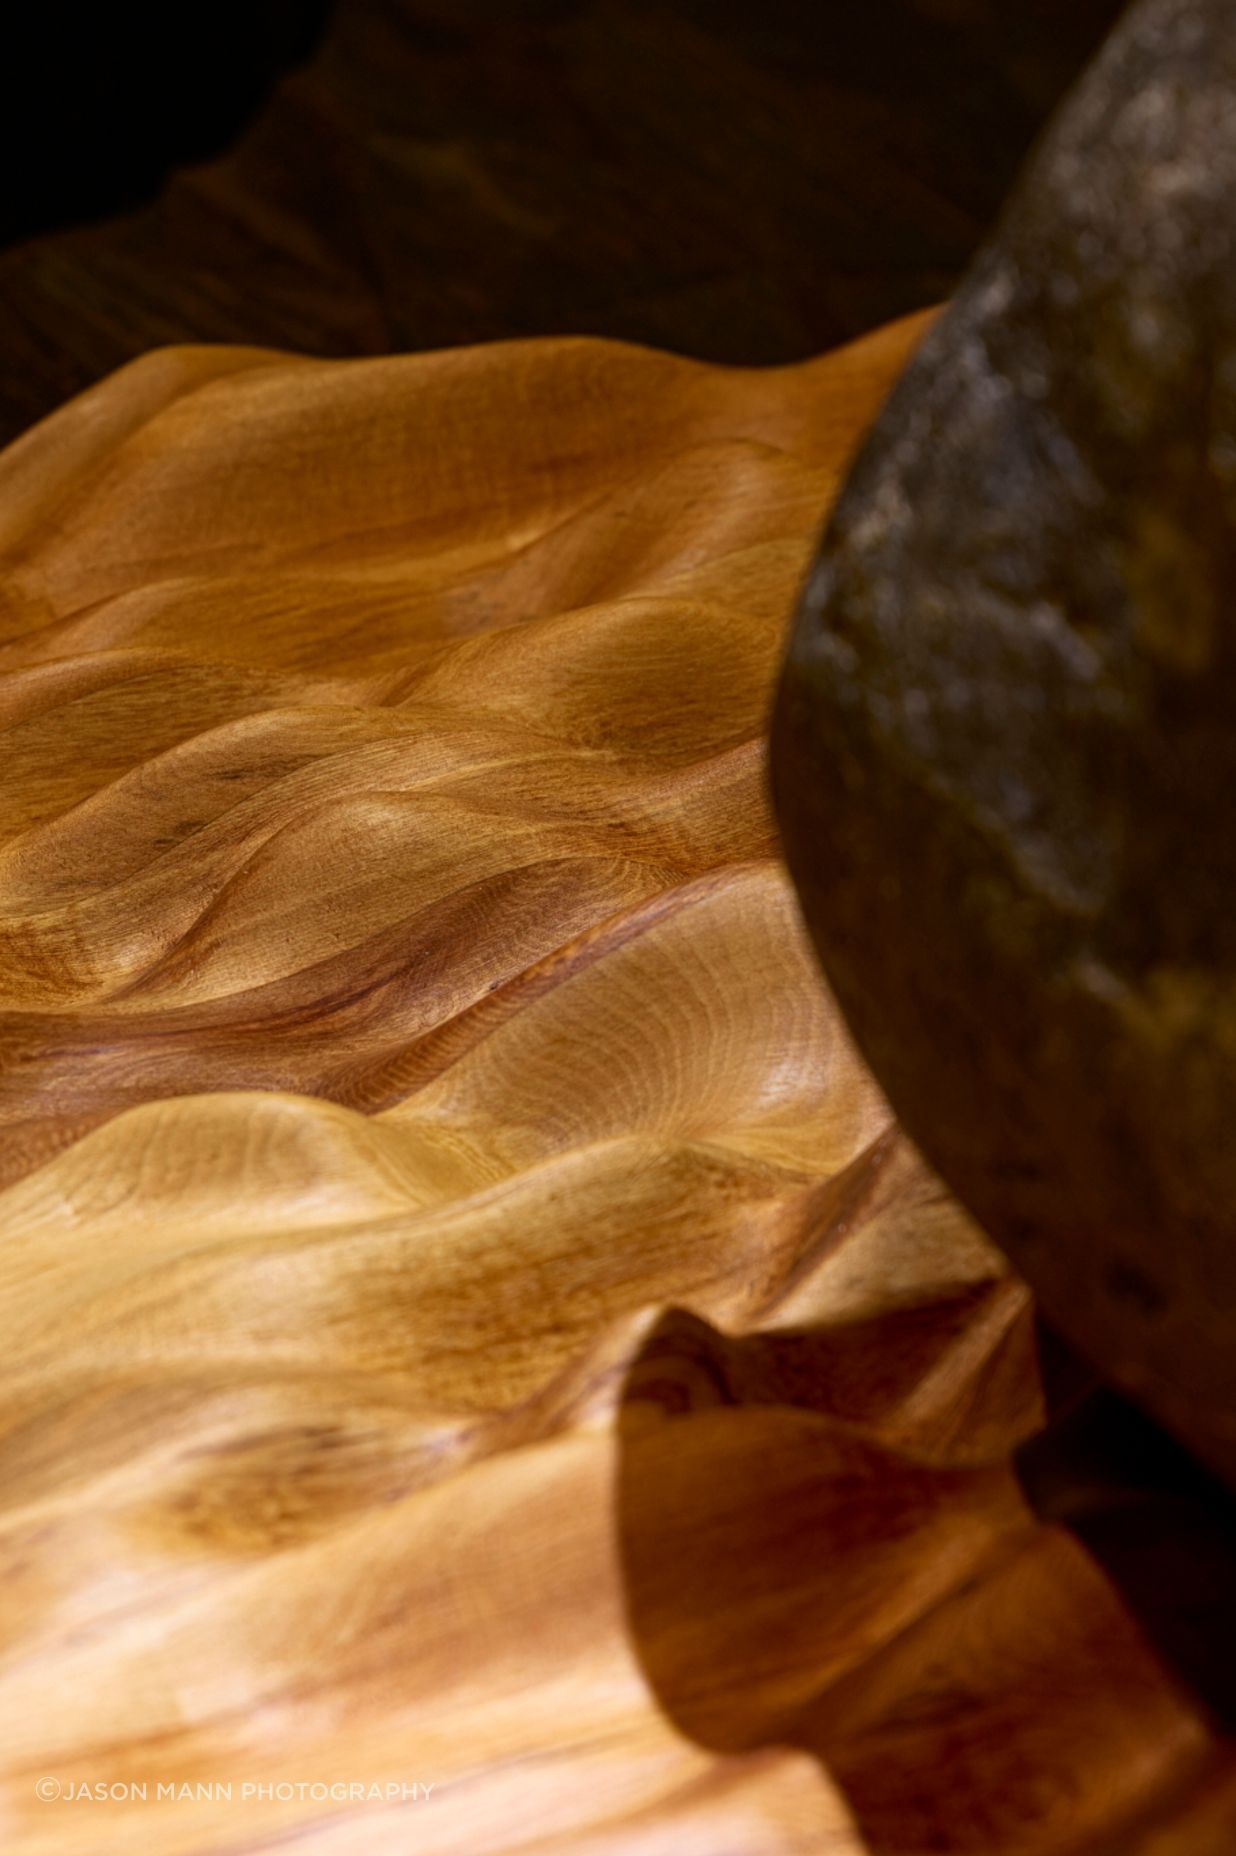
0,0,1122,444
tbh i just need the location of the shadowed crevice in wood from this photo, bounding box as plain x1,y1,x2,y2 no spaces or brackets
1016,1339,1236,1736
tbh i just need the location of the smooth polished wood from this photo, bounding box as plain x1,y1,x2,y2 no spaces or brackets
0,316,1231,1854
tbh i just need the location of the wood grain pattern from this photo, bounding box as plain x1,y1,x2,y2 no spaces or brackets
0,314,1232,1854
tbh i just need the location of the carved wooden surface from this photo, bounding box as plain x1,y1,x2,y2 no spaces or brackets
0,314,1231,1854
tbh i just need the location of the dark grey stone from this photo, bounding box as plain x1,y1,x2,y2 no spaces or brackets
772,0,1236,1483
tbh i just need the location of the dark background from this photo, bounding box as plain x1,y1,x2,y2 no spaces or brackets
0,0,1123,446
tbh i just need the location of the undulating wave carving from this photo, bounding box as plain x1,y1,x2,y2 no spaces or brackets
0,315,1229,1854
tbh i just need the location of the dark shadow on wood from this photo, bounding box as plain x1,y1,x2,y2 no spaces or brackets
615,1301,1235,1850
1016,1321,1236,1736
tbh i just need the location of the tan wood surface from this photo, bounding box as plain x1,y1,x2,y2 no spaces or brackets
0,314,1229,1854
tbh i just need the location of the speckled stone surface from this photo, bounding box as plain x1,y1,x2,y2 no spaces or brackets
772,0,1236,1483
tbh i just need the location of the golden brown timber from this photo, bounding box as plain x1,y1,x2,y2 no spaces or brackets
0,315,1229,1853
